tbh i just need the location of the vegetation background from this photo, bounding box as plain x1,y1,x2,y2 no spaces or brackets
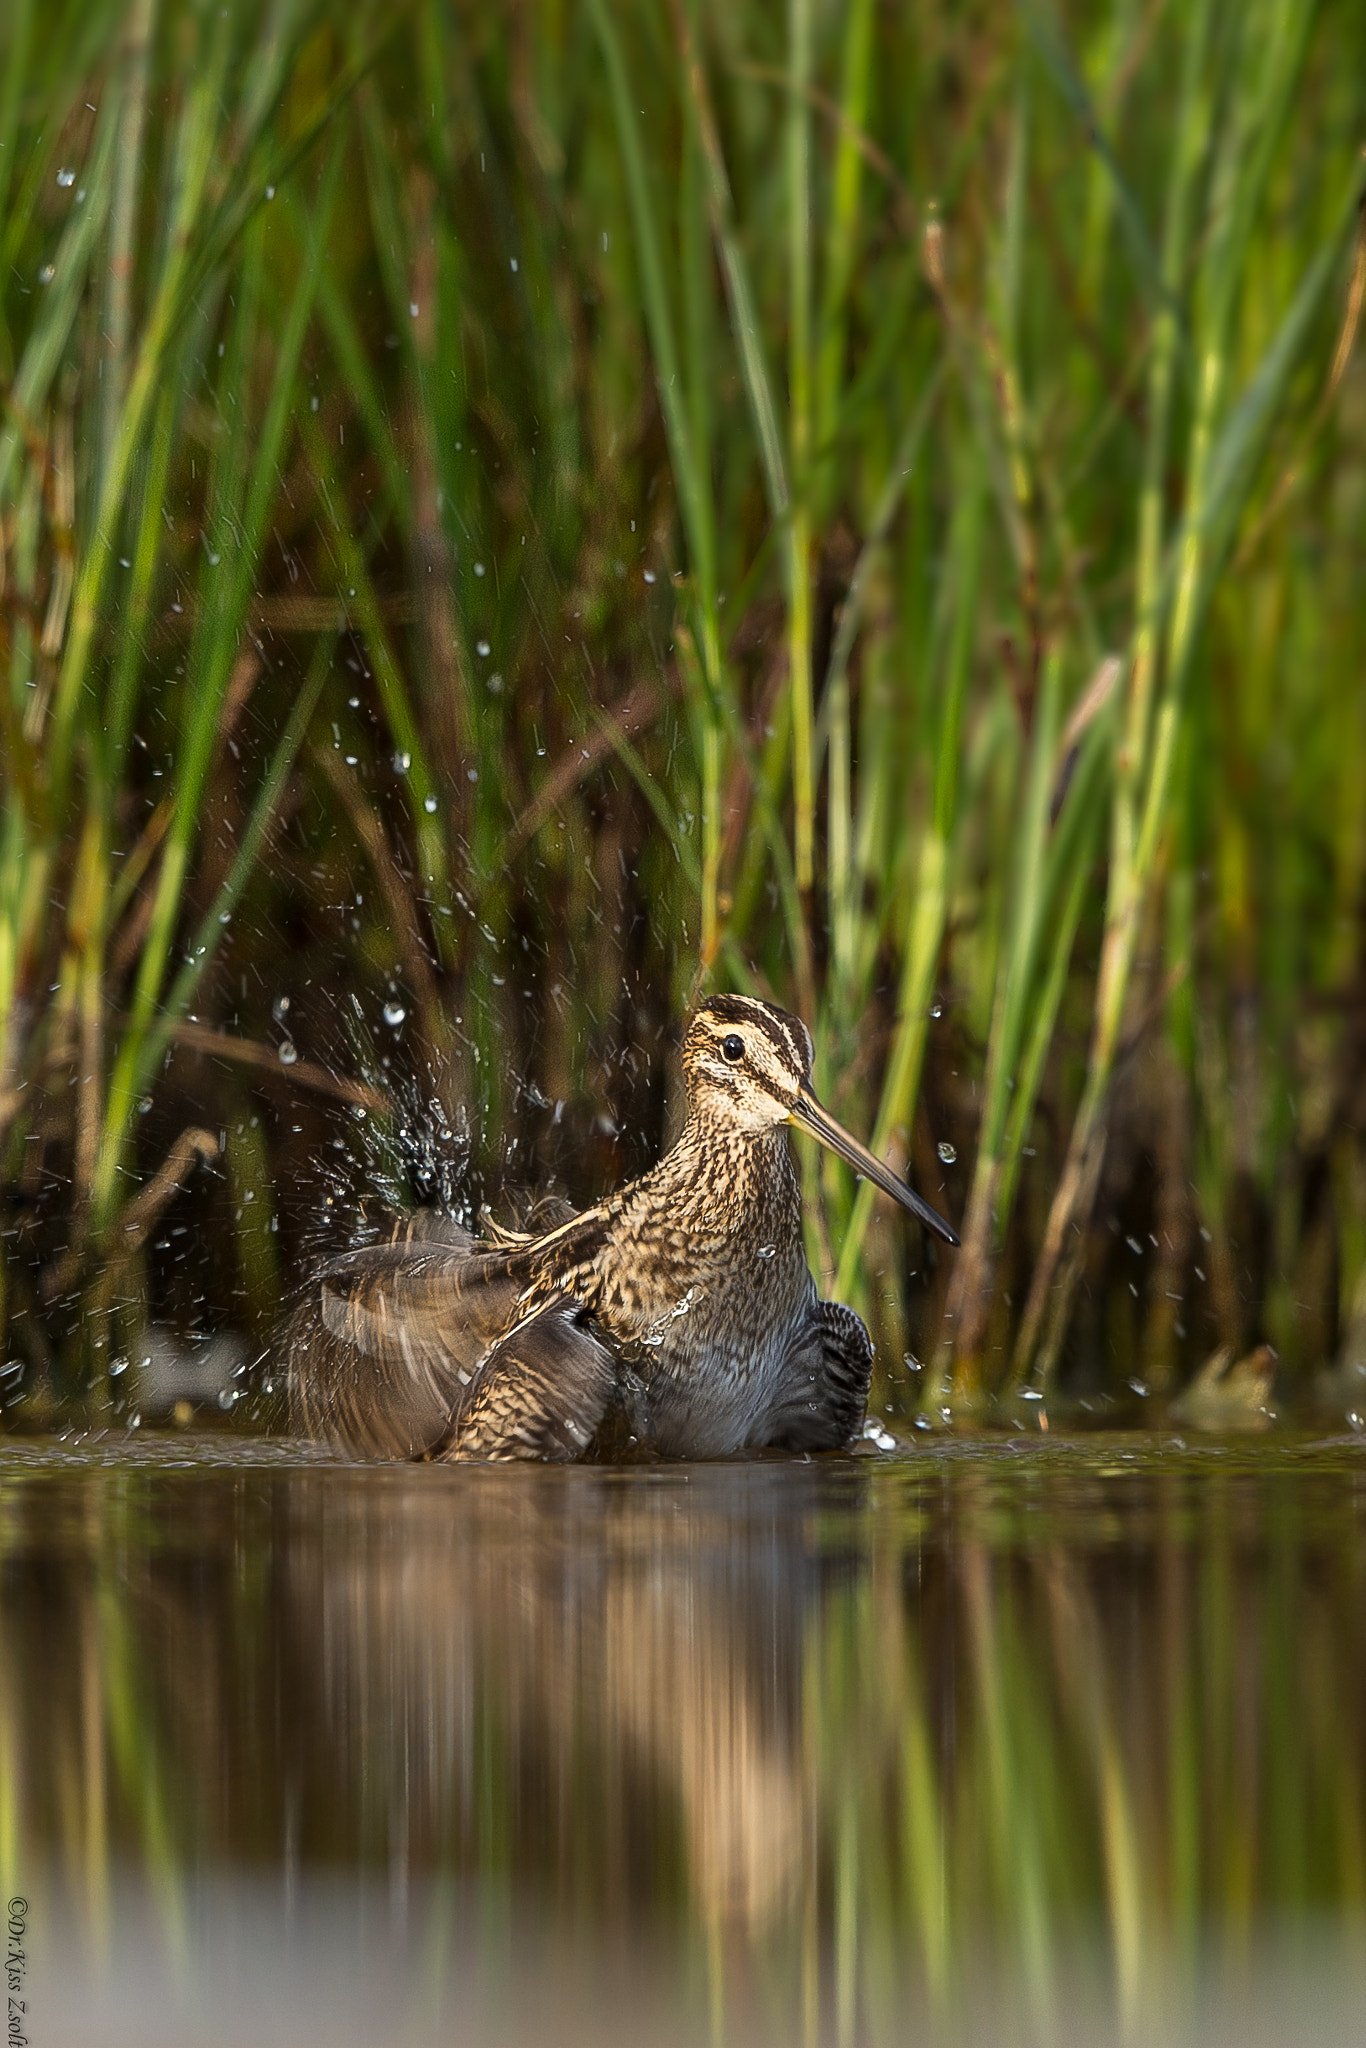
1,0,1364,1425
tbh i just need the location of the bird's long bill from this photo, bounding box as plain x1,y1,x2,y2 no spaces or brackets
791,1084,960,1247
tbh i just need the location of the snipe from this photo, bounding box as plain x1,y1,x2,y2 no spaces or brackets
286,994,959,1461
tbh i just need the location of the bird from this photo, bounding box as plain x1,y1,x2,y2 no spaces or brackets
285,993,959,1462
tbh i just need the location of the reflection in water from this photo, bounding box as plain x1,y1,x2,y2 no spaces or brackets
2,1438,1366,2043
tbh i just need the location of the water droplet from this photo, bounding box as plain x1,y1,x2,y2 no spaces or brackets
423,794,438,814
265,184,275,200
127,1412,142,1430
936,1140,957,1165
488,673,503,694
110,1356,128,1377
409,300,419,317
57,167,75,188
642,570,656,584
756,1244,776,1261
207,549,220,566
383,1001,406,1027
510,256,519,272
1125,1235,1143,1255
930,1001,943,1019
38,263,54,284
218,910,231,925
476,639,491,658
272,995,290,1023
393,750,412,773
474,561,486,578
347,694,359,708
277,1039,299,1066
139,1096,153,1114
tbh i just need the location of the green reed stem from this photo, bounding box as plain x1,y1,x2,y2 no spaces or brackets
835,446,984,1303
786,0,814,893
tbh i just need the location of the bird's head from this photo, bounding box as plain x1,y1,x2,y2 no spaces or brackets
682,994,813,1133
682,994,959,1246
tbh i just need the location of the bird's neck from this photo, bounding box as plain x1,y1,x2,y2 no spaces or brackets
646,1117,803,1238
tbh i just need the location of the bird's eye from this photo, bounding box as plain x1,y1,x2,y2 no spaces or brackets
722,1033,744,1062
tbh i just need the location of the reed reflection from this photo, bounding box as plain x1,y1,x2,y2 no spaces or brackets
1,1445,1364,2042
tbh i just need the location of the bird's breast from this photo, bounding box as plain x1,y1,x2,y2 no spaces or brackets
522,1124,818,1452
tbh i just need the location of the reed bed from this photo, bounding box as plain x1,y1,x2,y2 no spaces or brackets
1,0,1364,1418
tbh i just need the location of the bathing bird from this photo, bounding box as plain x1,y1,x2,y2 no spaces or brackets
286,993,958,1461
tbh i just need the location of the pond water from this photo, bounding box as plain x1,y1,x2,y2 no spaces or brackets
3,1433,1366,2045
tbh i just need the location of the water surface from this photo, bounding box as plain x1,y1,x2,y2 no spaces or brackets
3,1433,1366,2043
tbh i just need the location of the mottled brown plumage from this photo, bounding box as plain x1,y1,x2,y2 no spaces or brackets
285,995,958,1462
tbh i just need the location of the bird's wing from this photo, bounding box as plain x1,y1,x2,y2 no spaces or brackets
284,1230,530,1459
437,1299,619,1463
480,1194,580,1246
761,1300,873,1452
